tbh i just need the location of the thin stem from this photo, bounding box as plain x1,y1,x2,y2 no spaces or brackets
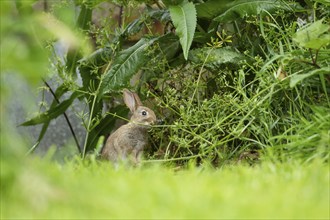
105,112,129,122
82,92,98,158
118,6,123,28
188,47,214,111
294,58,320,69
313,49,320,68
309,49,315,64
25,142,40,156
308,49,320,68
82,61,112,158
43,79,82,154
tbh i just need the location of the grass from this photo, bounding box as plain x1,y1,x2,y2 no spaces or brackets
1,154,329,219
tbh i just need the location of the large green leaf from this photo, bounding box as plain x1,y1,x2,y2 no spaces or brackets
215,0,298,22
162,0,184,6
169,1,197,60
98,37,158,97
34,84,69,143
26,84,73,154
196,0,297,22
66,2,93,75
189,47,246,71
290,67,330,88
196,0,233,19
313,0,330,6
21,91,82,126
79,47,114,69
120,8,171,42
155,33,180,62
78,9,171,69
293,19,330,49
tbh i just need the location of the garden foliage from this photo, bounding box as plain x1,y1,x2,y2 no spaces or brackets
3,0,329,166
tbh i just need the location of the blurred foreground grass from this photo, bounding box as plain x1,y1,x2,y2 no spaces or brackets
1,154,329,219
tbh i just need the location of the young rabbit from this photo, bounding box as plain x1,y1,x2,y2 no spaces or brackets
101,89,157,164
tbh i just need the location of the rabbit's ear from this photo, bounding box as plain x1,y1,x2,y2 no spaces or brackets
132,92,143,107
123,89,138,112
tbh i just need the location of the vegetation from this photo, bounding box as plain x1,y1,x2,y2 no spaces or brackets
1,0,329,218
3,0,328,165
1,156,329,219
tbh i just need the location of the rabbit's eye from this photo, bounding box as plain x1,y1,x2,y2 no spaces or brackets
142,110,147,116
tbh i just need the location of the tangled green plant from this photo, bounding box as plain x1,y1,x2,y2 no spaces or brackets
5,0,328,166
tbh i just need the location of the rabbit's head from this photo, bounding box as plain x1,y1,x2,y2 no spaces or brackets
123,89,157,127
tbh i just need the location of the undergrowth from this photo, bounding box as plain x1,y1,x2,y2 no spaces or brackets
2,1,329,166
145,1,330,166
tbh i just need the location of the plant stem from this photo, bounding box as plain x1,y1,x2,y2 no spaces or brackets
309,49,321,68
313,49,320,68
188,47,213,110
25,142,40,156
118,6,123,28
82,92,97,158
295,59,321,69
82,62,112,158
43,80,82,154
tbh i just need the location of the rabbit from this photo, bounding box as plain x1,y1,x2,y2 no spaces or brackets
101,89,157,165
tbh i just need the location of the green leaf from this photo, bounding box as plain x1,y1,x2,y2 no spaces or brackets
76,2,93,31
21,91,82,126
97,34,179,98
313,0,330,6
98,37,158,97
147,9,171,23
25,84,70,154
120,9,171,41
293,19,330,49
162,0,184,6
79,47,114,68
35,84,69,143
196,0,233,19
189,47,246,71
215,0,296,22
78,9,171,69
66,3,93,75
290,67,330,88
196,0,297,22
169,1,197,60
156,33,180,61
121,19,145,38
